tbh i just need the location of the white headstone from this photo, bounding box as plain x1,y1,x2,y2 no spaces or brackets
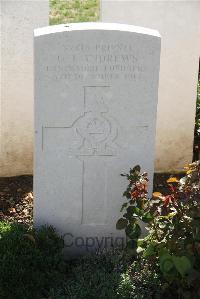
34,23,160,257
101,0,200,172
0,0,49,176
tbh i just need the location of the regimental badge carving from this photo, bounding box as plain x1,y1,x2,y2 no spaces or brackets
74,86,118,156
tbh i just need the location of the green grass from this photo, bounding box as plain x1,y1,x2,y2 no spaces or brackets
50,0,100,25
0,221,162,299
0,222,66,299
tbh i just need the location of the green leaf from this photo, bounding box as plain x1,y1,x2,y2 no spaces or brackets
127,205,135,215
142,212,153,223
125,223,141,239
125,224,135,238
131,165,141,173
116,218,128,230
159,248,169,257
127,206,143,217
134,223,142,238
172,256,192,277
135,206,143,216
125,214,133,222
123,191,131,199
120,202,128,212
143,243,155,257
160,253,174,273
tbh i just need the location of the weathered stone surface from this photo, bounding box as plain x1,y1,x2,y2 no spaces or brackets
34,23,160,256
0,0,49,176
101,0,200,172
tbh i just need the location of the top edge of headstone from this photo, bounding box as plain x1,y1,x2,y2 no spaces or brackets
34,22,160,38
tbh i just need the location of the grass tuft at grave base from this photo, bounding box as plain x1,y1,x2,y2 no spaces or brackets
0,222,66,299
49,0,99,25
0,221,162,299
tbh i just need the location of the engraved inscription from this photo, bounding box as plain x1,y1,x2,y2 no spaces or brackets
44,42,154,82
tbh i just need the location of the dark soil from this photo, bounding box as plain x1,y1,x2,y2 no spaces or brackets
0,176,33,226
0,173,185,226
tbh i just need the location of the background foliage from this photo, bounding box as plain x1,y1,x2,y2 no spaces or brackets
49,0,99,25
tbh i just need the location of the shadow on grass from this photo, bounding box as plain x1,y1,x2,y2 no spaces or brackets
0,222,65,299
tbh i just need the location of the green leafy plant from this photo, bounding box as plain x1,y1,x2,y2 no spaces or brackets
0,222,66,299
116,165,152,254
117,162,200,298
